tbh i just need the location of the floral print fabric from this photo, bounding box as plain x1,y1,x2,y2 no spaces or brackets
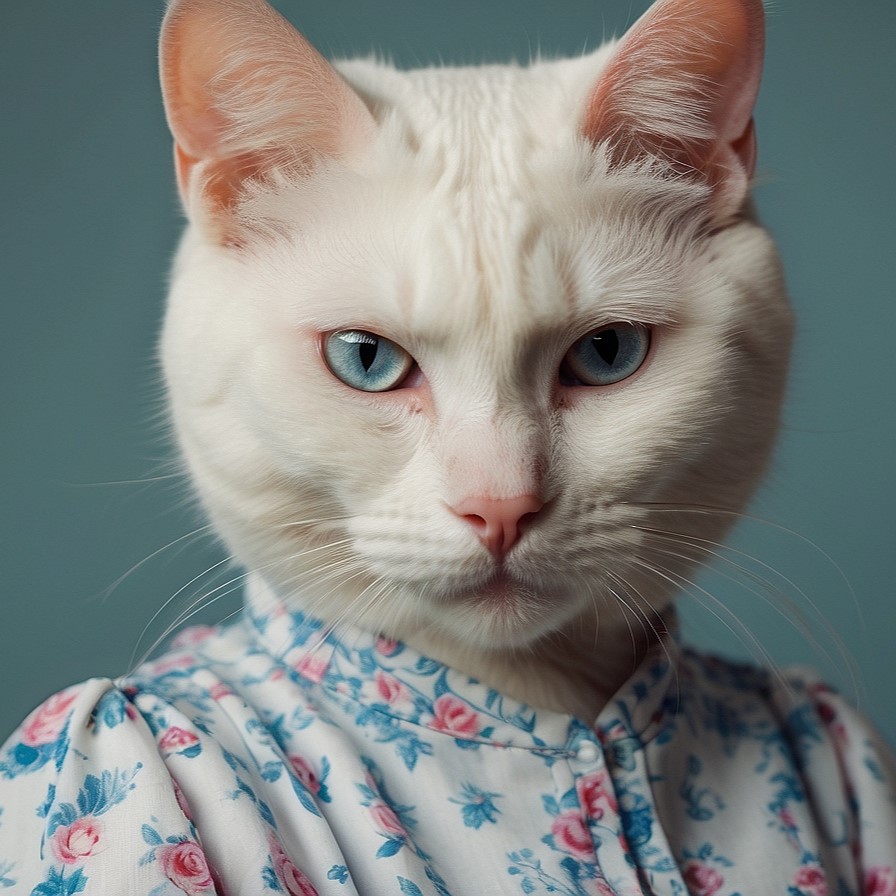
1,576,894,895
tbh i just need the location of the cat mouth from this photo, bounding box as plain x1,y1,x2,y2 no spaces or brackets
478,572,518,602
464,570,546,609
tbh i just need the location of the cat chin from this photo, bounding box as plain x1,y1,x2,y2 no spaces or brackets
401,573,596,652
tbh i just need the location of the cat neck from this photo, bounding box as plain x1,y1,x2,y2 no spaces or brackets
401,618,668,722
251,572,669,723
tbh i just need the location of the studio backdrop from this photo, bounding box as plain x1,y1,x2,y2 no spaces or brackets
1,0,894,745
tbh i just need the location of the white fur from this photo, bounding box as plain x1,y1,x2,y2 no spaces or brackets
161,4,792,720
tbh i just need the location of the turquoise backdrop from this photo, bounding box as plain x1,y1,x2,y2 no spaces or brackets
1,1,894,746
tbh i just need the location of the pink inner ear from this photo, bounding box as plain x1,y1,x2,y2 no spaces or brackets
582,0,764,212
160,0,375,228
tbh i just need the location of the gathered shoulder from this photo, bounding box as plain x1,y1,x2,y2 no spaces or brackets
0,676,212,894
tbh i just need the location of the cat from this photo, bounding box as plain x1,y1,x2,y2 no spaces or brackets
160,0,790,723
1,0,893,892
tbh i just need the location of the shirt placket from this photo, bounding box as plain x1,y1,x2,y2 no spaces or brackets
553,729,647,896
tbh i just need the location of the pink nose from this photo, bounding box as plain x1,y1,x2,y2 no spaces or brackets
452,494,544,559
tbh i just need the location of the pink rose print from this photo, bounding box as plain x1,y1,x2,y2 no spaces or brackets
289,755,321,794
577,770,617,821
794,864,827,896
269,836,319,896
375,671,409,706
208,682,232,701
157,841,215,895
551,811,594,862
159,726,200,756
295,653,328,684
431,694,480,738
810,687,849,747
682,861,724,896
369,802,405,837
21,690,79,746
777,807,797,830
171,626,215,649
866,868,896,896
153,655,196,675
376,636,400,656
173,779,194,821
50,817,105,864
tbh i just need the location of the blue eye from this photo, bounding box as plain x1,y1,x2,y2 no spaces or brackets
324,330,414,392
561,323,650,386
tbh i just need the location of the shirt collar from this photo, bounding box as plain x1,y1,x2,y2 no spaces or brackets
244,575,680,754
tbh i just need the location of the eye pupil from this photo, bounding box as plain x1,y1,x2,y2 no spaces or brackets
359,340,377,372
323,329,414,392
562,323,650,387
592,330,619,366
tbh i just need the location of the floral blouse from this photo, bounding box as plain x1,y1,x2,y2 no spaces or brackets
1,578,894,896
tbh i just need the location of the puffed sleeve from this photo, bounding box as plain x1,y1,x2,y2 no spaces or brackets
0,679,219,895
809,684,896,892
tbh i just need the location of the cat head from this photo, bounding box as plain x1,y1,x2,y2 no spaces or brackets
159,0,792,658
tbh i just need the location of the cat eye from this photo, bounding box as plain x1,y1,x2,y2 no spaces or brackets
323,329,414,392
561,323,650,386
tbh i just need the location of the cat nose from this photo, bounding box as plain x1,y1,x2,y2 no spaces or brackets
452,494,544,560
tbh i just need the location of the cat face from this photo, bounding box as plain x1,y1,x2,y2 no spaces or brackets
160,0,792,654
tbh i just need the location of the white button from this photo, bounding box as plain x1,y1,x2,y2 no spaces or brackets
575,741,600,763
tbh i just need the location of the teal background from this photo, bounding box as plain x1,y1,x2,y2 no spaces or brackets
1,2,894,746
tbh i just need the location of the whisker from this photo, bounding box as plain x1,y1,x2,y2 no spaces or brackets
626,552,792,696
127,554,235,672
635,526,861,702
625,502,863,635
99,524,218,601
606,567,678,684
127,565,251,673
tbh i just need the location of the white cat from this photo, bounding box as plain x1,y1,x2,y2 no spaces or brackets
1,0,893,892
160,0,790,721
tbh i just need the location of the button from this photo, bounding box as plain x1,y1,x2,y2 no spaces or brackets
575,741,600,763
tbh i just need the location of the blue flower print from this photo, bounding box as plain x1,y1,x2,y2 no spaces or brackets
449,783,502,829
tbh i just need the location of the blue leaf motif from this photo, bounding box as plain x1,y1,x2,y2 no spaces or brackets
260,761,282,783
618,792,654,848
47,803,78,837
262,865,280,890
432,671,450,698
396,737,426,771
76,776,102,816
290,776,322,817
0,859,16,888
376,837,404,858
865,755,884,782
37,785,56,820
141,824,164,846
398,877,423,896
413,658,443,676
75,766,141,818
92,692,127,731
31,867,87,896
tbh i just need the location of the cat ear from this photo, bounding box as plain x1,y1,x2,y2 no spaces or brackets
582,0,764,220
160,0,375,239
